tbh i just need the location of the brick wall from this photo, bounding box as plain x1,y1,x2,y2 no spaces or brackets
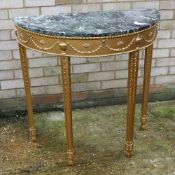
0,0,175,111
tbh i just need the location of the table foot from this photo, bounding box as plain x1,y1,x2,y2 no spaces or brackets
125,141,133,158
67,151,74,165
140,115,147,130
30,127,36,143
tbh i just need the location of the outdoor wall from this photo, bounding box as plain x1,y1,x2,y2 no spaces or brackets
0,0,175,112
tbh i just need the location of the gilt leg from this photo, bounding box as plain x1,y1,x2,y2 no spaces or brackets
60,56,74,165
125,50,139,157
18,44,36,142
141,44,153,130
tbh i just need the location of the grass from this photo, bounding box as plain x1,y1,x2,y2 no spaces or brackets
0,101,175,175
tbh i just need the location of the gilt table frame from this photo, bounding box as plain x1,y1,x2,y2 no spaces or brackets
15,23,157,165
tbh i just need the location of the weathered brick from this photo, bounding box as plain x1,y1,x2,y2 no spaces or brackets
0,20,14,30
16,89,25,97
88,0,116,3
170,48,175,57
27,50,43,58
155,75,175,84
0,90,16,99
25,0,55,7
0,70,13,80
17,87,45,97
160,10,174,20
45,85,62,94
153,49,169,58
158,39,175,48
56,0,72,4
32,94,60,105
29,57,58,68
160,20,175,30
89,89,114,99
157,30,171,39
136,77,154,86
153,39,158,49
132,1,159,9
9,8,39,18
115,70,128,79
44,67,60,76
41,5,71,15
87,56,115,63
0,60,20,70
0,30,11,40
116,54,128,61
0,10,8,19
151,67,168,77
139,59,156,68
160,1,175,10
15,68,43,78
169,66,175,74
115,69,141,79
0,40,18,50
156,58,175,67
71,74,88,83
13,49,42,59
11,30,16,40
103,2,131,11
102,79,127,89
119,0,144,1
73,63,100,73
72,82,101,92
0,51,12,60
88,71,114,81
71,57,86,64
37,88,46,96
102,61,128,71
72,91,89,101
172,30,175,38
72,4,101,13
0,0,23,9
1,79,24,89
31,77,59,86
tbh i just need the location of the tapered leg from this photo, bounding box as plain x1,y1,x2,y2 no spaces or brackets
60,56,74,165
125,50,139,157
141,44,153,130
18,44,36,142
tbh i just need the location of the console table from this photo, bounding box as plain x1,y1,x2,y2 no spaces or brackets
13,9,160,165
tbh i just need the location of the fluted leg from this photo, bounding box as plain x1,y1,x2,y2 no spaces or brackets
125,50,139,157
18,44,36,142
60,56,74,165
141,44,153,130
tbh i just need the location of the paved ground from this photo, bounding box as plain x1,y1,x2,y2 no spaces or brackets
0,101,175,175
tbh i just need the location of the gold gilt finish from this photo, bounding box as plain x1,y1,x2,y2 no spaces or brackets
125,51,139,157
60,56,74,165
15,23,158,165
15,24,157,57
18,43,36,143
141,44,153,130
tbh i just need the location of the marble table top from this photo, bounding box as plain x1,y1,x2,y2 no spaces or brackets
13,9,160,37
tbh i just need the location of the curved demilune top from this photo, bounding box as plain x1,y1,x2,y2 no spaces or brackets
13,9,160,37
